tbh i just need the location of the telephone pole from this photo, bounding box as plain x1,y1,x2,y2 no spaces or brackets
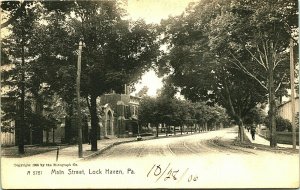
77,40,83,158
290,38,296,149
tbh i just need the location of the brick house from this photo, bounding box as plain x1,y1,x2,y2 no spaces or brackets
100,92,141,138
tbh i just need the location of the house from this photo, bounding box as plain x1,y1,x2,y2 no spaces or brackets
278,96,299,123
100,91,141,138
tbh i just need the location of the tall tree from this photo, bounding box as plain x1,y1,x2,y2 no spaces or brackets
138,97,161,137
28,5,79,143
2,2,38,153
208,0,298,146
68,1,159,150
158,0,266,142
158,0,297,145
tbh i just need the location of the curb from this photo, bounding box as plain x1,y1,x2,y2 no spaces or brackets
82,139,138,160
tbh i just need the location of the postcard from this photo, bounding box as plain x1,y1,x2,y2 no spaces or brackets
1,0,299,189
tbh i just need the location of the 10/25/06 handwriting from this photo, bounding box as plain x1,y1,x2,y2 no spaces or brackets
147,163,198,183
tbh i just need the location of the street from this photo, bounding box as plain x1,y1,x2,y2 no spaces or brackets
86,126,299,188
92,126,294,158
1,126,298,189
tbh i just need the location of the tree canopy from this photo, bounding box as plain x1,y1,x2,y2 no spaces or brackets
1,1,160,151
157,0,298,144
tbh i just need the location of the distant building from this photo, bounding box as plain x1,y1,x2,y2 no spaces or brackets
100,91,141,138
277,97,299,123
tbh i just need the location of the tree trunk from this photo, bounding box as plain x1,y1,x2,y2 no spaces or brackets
90,94,98,151
156,124,159,137
238,118,244,143
64,102,74,143
224,76,245,142
18,42,25,154
268,62,277,147
205,122,208,131
180,125,183,135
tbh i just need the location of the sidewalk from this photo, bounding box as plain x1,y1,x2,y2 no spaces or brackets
24,136,156,162
27,132,202,161
1,136,155,162
244,129,299,149
2,131,205,161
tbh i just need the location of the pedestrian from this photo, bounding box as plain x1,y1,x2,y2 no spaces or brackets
250,125,256,140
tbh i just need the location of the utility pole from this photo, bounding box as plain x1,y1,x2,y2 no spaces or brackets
77,40,83,158
290,38,296,149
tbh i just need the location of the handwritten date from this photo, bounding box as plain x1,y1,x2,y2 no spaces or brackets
147,163,198,183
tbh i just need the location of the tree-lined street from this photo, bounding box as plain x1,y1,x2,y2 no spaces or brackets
93,126,297,158
1,0,298,153
0,0,298,188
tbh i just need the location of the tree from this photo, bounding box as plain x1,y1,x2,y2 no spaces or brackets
28,5,79,144
138,82,230,137
138,97,161,137
243,107,266,126
1,2,40,153
3,1,160,150
157,0,268,142
1,1,75,28
1,0,81,151
208,0,297,146
68,1,159,151
2,1,87,149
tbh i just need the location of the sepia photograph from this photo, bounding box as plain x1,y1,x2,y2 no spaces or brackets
0,0,299,189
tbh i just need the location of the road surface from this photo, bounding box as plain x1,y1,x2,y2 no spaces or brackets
87,126,299,188
1,127,298,189
92,126,293,158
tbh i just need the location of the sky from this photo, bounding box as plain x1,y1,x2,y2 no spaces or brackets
127,0,196,24
126,0,197,96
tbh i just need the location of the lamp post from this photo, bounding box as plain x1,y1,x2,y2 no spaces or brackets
77,40,83,158
290,38,296,149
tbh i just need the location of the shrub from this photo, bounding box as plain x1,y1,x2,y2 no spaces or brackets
264,116,292,132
